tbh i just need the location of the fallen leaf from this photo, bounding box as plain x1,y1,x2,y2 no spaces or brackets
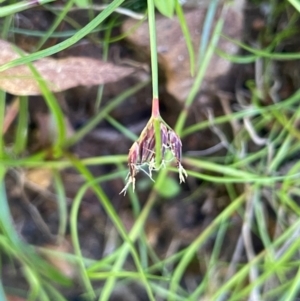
0,40,136,95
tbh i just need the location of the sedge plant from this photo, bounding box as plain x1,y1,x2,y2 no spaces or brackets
120,0,187,195
2,0,300,301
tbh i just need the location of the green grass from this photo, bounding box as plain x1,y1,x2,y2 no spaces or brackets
1,0,300,300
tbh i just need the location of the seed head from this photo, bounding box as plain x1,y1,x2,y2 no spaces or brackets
120,115,187,195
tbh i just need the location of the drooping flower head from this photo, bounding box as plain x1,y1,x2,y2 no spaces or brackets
120,98,187,195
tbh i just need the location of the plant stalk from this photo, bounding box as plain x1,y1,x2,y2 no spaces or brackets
147,0,159,101
147,0,162,169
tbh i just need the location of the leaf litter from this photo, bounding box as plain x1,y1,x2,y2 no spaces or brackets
0,39,136,95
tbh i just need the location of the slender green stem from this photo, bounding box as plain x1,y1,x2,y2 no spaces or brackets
147,1,162,170
147,0,159,100
0,91,6,159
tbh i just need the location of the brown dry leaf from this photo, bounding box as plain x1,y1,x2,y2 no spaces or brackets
0,39,136,95
122,1,244,103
